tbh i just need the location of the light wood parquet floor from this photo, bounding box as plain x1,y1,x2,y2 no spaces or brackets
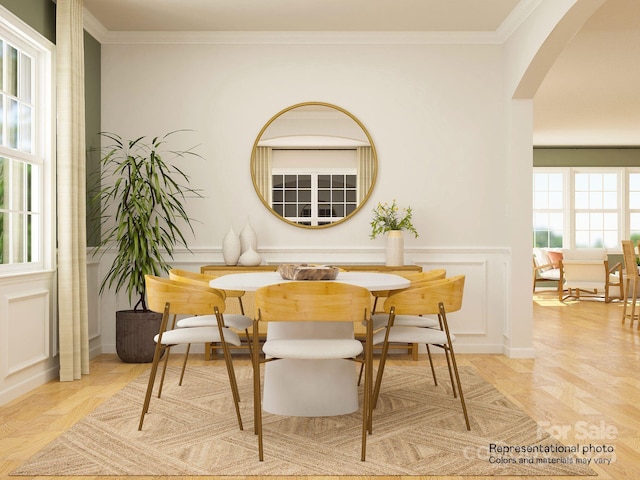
1,292,639,480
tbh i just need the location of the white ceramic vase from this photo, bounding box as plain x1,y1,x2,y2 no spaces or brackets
385,230,404,266
239,218,257,254
222,227,241,265
238,245,262,266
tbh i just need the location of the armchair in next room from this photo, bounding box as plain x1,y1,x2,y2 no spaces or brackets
560,248,622,303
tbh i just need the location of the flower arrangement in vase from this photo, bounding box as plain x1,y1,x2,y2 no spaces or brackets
370,200,418,266
370,199,419,239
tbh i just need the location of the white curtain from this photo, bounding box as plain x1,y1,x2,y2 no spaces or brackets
254,146,273,205
56,0,89,381
357,146,375,202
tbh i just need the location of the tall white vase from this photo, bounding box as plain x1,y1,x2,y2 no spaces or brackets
385,230,404,266
239,218,257,254
222,227,241,266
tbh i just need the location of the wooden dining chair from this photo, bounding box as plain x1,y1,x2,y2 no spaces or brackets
621,240,640,327
371,269,447,327
139,275,243,431
251,281,374,462
358,268,447,386
370,269,445,313
373,275,470,430
169,268,247,313
169,268,253,360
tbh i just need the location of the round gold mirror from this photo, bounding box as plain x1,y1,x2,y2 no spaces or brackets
250,102,377,228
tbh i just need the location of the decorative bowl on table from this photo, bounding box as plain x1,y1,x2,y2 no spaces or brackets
277,264,340,281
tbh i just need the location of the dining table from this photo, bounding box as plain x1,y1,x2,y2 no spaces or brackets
210,270,410,417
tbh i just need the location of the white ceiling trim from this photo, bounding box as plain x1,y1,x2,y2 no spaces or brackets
83,0,542,46
91,30,503,45
494,0,542,42
82,7,108,42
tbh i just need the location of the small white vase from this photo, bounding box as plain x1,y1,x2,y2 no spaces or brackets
221,227,241,266
239,218,257,254
238,245,262,267
385,230,404,266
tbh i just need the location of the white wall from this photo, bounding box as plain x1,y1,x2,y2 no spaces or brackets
102,42,509,249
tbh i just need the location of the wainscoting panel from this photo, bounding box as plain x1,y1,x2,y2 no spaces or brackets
414,257,487,335
5,290,50,376
0,271,58,406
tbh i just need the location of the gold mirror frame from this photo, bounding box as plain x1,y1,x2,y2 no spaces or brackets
250,102,378,229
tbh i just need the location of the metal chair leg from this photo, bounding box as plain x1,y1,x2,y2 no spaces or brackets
439,303,470,430
178,343,191,386
425,344,438,386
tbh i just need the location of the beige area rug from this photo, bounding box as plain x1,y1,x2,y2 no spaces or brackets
13,364,597,476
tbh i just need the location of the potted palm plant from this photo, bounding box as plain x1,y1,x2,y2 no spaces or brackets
92,130,202,362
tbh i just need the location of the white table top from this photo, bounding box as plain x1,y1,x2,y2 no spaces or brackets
209,271,410,292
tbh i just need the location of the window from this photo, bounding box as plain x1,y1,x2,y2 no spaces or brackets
272,169,357,226
0,11,53,272
628,171,640,244
533,167,634,251
533,172,564,248
574,172,619,248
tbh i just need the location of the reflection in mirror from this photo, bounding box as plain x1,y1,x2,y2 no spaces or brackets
251,102,377,228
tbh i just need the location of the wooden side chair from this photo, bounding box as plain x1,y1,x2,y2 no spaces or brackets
139,275,243,431
169,268,253,357
251,281,374,462
532,248,564,297
373,275,470,430
371,269,447,328
621,240,640,327
371,269,446,314
560,248,622,302
358,269,447,386
169,268,247,313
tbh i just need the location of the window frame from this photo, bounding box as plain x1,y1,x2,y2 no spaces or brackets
0,8,55,275
571,167,622,249
532,166,640,252
533,168,569,248
626,168,640,244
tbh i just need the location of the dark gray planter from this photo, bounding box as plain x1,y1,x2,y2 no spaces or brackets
115,310,163,363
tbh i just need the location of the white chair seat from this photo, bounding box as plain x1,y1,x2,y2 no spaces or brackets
539,268,561,281
371,313,439,330
263,338,363,359
177,313,252,330
373,325,454,345
155,326,241,347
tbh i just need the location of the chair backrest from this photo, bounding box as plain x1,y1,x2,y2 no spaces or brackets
403,268,447,286
561,248,608,283
145,275,227,316
169,268,215,283
168,268,226,298
255,281,371,323
533,248,551,271
169,268,244,299
383,274,465,316
622,240,639,279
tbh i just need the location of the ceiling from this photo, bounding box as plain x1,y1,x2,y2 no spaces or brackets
82,0,640,146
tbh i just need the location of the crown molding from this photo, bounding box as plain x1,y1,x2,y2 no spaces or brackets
93,30,506,46
83,0,541,46
495,0,543,42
